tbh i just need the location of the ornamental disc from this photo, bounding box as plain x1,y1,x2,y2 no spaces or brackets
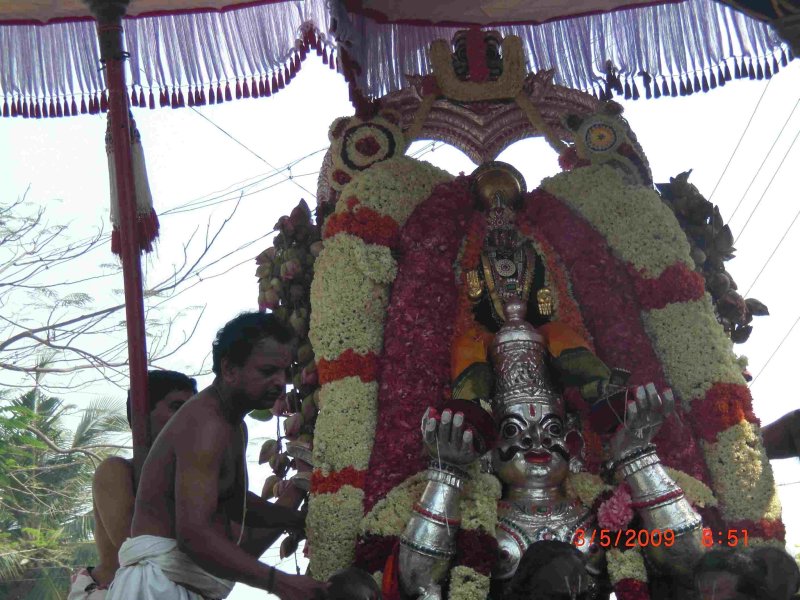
585,123,618,152
495,258,516,277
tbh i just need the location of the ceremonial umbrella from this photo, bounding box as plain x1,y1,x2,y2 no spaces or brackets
0,0,792,470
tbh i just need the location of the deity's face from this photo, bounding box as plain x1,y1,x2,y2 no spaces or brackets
492,400,570,488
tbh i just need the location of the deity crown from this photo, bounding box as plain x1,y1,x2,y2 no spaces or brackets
489,299,563,417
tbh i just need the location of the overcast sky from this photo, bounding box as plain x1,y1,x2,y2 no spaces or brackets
1,56,799,597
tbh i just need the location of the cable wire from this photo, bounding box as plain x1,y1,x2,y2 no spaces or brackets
735,126,800,245
744,204,800,297
728,96,800,224
750,312,800,388
709,79,772,201
189,107,316,198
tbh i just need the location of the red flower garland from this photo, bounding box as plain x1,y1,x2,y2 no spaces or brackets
629,263,706,310
614,578,650,600
311,466,366,495
356,177,477,574
317,349,379,384
691,383,759,443
323,204,401,247
728,518,785,542
454,528,498,576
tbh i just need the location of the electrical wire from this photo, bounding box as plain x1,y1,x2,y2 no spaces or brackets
189,107,316,198
734,126,800,245
728,96,800,224
709,79,772,201
749,312,800,388
744,204,800,297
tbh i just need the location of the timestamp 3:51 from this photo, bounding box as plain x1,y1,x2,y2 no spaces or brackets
702,528,749,547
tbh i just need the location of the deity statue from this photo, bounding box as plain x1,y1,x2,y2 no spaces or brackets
398,298,705,599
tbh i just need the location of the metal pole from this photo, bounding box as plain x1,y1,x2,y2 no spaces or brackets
87,0,150,478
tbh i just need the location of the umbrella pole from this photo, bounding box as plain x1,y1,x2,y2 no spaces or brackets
89,1,151,479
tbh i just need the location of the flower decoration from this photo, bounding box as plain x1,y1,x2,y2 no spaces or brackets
327,114,407,192
597,483,634,531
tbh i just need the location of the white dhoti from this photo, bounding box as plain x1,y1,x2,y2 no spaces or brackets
106,535,235,600
67,568,107,600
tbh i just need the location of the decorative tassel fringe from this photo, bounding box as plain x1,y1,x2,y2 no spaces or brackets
107,114,159,255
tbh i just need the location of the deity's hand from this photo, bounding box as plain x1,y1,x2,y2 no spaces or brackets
421,408,481,467
610,384,675,462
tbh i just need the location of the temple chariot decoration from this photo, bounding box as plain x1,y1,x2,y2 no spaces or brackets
256,25,783,600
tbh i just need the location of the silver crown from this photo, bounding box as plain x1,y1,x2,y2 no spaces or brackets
489,299,563,415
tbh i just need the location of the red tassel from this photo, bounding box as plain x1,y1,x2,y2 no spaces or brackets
131,89,139,106
701,73,709,92
290,60,297,79
80,97,88,114
624,80,632,100
258,78,266,96
139,88,146,106
271,73,278,93
35,101,43,118
70,98,78,115
765,61,773,79
100,91,108,112
56,98,64,117
331,54,337,71
251,79,259,98
242,79,251,98
632,80,640,100
748,60,756,79
670,79,678,97
263,76,271,97
22,100,29,118
187,88,195,106
208,85,216,104
149,90,155,109
49,98,57,115
197,88,205,105
159,89,167,107
772,56,780,75
756,61,764,80
299,45,307,60
661,78,669,97
709,71,717,89
171,89,178,108
322,47,328,64
653,80,661,99
734,61,742,79
278,70,285,89
235,80,242,99
2,99,8,117
224,82,232,102
179,89,186,107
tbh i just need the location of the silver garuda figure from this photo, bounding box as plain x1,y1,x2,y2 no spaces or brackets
398,299,705,599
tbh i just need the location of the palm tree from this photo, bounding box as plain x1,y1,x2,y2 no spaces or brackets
0,387,129,599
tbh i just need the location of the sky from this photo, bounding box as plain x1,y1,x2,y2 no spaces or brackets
1,53,799,598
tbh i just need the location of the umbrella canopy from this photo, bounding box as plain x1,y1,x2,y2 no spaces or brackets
0,0,790,118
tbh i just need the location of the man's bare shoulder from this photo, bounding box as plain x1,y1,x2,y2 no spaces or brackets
168,389,235,447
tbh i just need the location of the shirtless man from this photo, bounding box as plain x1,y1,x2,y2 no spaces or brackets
107,312,328,600
68,370,197,599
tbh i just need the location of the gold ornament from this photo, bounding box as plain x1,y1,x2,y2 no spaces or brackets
537,287,554,316
466,269,484,302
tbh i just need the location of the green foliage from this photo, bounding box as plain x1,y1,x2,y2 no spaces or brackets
0,388,128,599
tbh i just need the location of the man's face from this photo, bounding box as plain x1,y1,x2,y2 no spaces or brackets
225,338,291,411
493,401,569,487
150,389,193,438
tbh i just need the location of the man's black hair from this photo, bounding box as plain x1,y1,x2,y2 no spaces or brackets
211,312,294,376
125,370,198,427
